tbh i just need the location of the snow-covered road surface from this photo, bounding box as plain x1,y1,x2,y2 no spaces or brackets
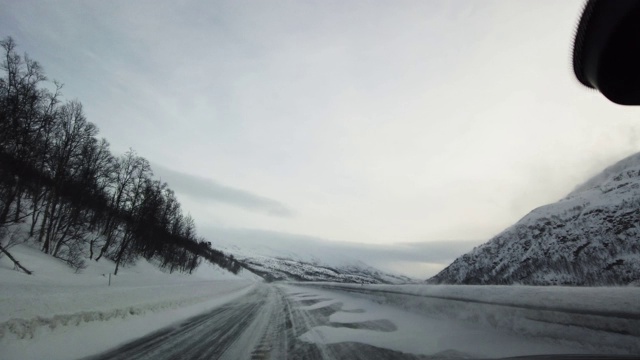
85,284,286,360
84,284,597,360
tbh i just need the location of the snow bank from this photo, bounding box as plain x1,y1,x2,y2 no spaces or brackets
0,244,258,359
294,282,640,354
1,285,256,360
0,281,254,339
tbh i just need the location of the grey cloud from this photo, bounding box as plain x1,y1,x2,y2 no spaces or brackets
343,240,484,264
152,165,294,217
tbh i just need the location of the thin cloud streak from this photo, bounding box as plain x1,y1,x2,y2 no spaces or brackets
153,165,294,218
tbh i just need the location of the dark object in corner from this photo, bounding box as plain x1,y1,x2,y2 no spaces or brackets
573,0,640,105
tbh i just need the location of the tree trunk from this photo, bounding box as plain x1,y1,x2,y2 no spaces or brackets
37,195,51,243
52,217,73,257
113,234,131,275
29,209,40,238
13,184,21,223
95,228,112,261
29,188,45,238
89,236,96,260
42,197,59,254
0,243,32,274
0,185,17,227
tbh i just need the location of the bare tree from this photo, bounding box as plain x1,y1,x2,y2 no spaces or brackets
0,37,242,276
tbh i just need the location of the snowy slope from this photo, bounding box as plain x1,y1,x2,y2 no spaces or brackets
429,152,640,285
0,245,256,352
213,237,413,284
240,255,412,284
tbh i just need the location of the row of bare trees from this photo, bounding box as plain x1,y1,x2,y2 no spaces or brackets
0,37,242,275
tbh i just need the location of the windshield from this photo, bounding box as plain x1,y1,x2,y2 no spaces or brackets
0,1,638,359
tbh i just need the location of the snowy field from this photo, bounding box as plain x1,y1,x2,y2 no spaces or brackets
0,244,259,360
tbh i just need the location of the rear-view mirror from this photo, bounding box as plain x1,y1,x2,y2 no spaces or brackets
573,0,640,105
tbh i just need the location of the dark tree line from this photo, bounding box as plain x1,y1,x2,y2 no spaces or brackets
0,37,242,275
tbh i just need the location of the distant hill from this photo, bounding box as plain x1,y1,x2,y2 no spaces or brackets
211,235,414,284
429,152,640,286
240,255,412,284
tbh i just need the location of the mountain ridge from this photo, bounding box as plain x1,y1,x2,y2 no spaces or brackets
428,152,640,286
212,237,415,284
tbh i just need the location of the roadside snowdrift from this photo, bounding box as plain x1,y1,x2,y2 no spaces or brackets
0,244,258,359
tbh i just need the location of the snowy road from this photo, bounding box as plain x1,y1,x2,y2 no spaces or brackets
84,284,595,360
85,284,425,359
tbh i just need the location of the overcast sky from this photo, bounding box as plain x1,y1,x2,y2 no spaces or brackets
3,1,640,277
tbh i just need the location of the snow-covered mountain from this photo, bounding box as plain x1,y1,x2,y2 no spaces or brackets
429,152,640,286
210,234,414,284
239,255,412,283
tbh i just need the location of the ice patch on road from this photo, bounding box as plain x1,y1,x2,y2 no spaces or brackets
340,308,365,313
330,319,397,332
298,282,640,354
285,285,592,359
331,310,383,324
299,299,341,310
